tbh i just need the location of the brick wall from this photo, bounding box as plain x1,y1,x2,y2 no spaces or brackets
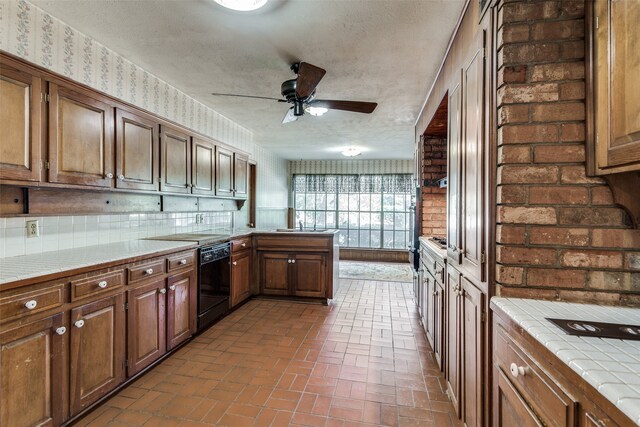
421,137,447,237
496,0,640,303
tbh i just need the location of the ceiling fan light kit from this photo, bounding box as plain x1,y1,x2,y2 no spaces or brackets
213,0,268,11
211,61,378,124
341,147,363,157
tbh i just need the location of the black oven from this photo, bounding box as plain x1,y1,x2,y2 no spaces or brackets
198,242,231,331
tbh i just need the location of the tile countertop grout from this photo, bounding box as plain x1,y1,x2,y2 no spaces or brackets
491,297,640,426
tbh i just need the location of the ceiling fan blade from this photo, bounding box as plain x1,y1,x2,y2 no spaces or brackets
282,107,298,124
309,99,378,114
211,93,286,102
295,62,326,99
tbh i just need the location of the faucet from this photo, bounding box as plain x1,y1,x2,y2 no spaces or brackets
299,220,303,231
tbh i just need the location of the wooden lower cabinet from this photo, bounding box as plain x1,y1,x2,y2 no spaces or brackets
493,366,542,427
462,278,484,427
446,267,462,416
258,251,328,298
0,313,65,427
69,294,125,416
259,252,291,296
166,270,196,350
231,249,251,307
293,254,326,298
127,279,166,376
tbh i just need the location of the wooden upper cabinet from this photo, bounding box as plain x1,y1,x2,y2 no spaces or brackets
115,108,159,191
0,60,43,182
191,137,215,196
447,82,462,263
69,294,125,416
48,83,115,187
215,146,234,197
593,0,640,173
160,125,191,194
0,313,65,427
234,152,249,199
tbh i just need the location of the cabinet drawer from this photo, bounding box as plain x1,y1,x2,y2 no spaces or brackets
232,237,251,252
167,251,195,273
128,260,165,284
495,325,577,427
0,283,65,323
70,270,124,301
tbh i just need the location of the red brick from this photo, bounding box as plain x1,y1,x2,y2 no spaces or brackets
500,43,560,65
498,206,557,224
497,286,558,300
497,225,527,244
499,124,558,144
561,250,623,268
499,145,531,164
530,62,584,82
560,40,585,60
559,207,626,226
531,20,584,41
531,102,585,122
527,268,585,288
498,83,559,104
533,144,584,163
501,23,531,43
560,1,585,18
497,246,557,265
499,105,529,125
590,186,614,205
626,253,640,271
591,229,640,248
499,165,559,184
498,65,528,86
560,166,606,184
559,82,585,100
588,271,640,292
498,185,528,204
529,185,588,205
529,226,589,246
557,289,624,304
502,1,560,22
496,266,524,285
560,123,585,142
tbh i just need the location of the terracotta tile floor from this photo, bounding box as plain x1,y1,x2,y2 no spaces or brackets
75,279,461,426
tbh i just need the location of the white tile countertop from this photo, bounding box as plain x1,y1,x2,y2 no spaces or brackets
0,240,196,286
491,297,640,425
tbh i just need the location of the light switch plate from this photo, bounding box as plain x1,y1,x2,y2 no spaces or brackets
26,220,40,238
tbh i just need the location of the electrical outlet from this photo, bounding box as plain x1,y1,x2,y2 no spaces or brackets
26,220,40,238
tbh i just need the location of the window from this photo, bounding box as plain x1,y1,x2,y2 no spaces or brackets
293,174,413,249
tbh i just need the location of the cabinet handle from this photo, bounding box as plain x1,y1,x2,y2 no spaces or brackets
74,319,85,328
159,288,167,294
179,259,187,265
169,285,176,291
232,261,237,266
97,280,108,289
24,300,38,310
144,268,154,275
106,172,114,179
55,326,67,335
509,362,528,378
118,174,125,180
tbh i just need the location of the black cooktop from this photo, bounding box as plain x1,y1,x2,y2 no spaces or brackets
547,318,640,341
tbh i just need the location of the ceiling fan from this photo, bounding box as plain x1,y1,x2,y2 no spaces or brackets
211,62,378,124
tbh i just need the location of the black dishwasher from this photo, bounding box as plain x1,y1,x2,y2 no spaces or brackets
198,242,231,331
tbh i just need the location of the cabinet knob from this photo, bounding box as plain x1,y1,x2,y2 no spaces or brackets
169,285,176,291
118,174,125,180
106,172,114,179
232,261,237,266
97,280,108,289
74,319,85,328
433,291,438,296
249,223,254,227
241,243,246,247
24,300,38,310
288,259,292,264
291,259,296,264
179,259,187,265
159,288,167,294
55,326,67,335
145,268,154,275
509,362,528,378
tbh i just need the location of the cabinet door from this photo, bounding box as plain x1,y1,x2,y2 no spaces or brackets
127,279,166,376
115,108,159,191
493,367,543,427
424,271,435,350
48,83,114,187
160,125,191,194
434,280,445,370
0,313,65,427
594,0,640,172
293,254,326,298
215,146,234,197
167,270,196,350
0,61,43,182
461,42,486,282
234,153,248,199
447,81,462,262
231,250,251,307
259,252,290,295
70,293,125,415
446,267,461,416
462,278,485,427
192,137,215,196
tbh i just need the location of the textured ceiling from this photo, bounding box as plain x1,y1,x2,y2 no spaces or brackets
32,0,464,160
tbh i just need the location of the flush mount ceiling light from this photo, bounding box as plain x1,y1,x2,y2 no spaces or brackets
214,0,268,11
305,106,329,117
341,147,363,157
